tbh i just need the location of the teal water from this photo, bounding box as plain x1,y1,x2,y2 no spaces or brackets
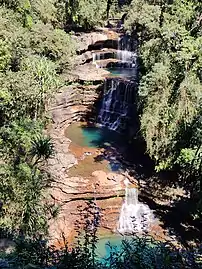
65,123,133,172
96,234,124,262
82,126,104,148
106,68,136,79
96,234,133,263
66,123,125,149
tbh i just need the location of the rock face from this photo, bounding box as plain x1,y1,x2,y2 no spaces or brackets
74,31,108,53
48,162,126,245
47,29,137,246
72,63,110,82
74,29,119,54
46,127,78,180
50,84,101,125
46,28,174,247
46,29,126,246
49,29,121,126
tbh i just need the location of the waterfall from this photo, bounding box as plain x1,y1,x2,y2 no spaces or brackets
92,35,137,69
98,78,136,133
117,35,137,67
118,179,153,234
95,33,138,133
93,52,100,68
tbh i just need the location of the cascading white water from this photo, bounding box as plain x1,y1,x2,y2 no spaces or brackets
92,52,100,68
117,36,137,67
92,33,138,133
98,79,136,133
92,35,137,69
118,179,154,234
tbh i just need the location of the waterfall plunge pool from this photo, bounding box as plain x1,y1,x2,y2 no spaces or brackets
65,123,157,259
65,122,127,149
65,122,130,172
95,233,128,262
106,67,137,79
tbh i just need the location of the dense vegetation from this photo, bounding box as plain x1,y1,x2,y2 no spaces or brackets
125,0,202,213
0,0,202,268
0,0,76,236
1,235,202,269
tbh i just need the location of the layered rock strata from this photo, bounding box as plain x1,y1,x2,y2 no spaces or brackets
50,84,101,125
47,29,165,246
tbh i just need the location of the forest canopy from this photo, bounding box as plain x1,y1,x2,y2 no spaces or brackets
0,0,76,235
125,0,202,201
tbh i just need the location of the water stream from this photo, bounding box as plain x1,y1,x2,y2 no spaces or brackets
118,179,154,234
97,78,136,133
66,31,154,252
92,34,138,134
93,32,154,236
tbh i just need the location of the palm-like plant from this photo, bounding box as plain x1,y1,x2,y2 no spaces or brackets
30,136,54,165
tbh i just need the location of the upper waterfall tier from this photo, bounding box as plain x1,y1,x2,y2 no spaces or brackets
93,50,136,68
94,32,138,133
118,35,137,52
92,33,137,72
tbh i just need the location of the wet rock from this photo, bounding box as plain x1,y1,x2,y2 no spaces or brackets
47,153,77,179
76,51,93,65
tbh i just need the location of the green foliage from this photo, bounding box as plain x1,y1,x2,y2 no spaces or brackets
176,148,198,167
0,56,58,123
140,62,173,160
126,0,202,176
0,39,12,71
30,23,76,69
0,0,21,9
65,0,108,29
1,235,201,269
0,0,77,238
31,136,54,165
0,162,48,235
0,119,43,160
125,0,161,37
0,119,51,235
106,237,200,269
124,0,202,216
30,0,58,24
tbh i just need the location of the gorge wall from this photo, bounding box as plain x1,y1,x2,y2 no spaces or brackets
46,28,164,246
49,30,118,126
50,84,101,125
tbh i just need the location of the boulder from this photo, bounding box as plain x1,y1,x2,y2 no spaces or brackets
74,32,108,53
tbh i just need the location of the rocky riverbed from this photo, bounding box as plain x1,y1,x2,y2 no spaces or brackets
46,29,186,248
46,121,171,247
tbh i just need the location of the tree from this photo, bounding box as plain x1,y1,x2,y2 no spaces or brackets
31,136,54,165
62,0,108,29
125,0,202,171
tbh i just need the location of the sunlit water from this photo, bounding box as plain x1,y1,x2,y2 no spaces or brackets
118,183,154,234
95,234,133,262
106,67,137,79
96,234,123,260
65,123,127,149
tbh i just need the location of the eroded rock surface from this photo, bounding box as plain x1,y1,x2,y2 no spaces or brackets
50,84,101,125
74,31,108,53
47,121,128,245
47,29,167,246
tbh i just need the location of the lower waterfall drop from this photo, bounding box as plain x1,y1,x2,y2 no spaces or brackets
98,78,136,133
118,179,154,234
